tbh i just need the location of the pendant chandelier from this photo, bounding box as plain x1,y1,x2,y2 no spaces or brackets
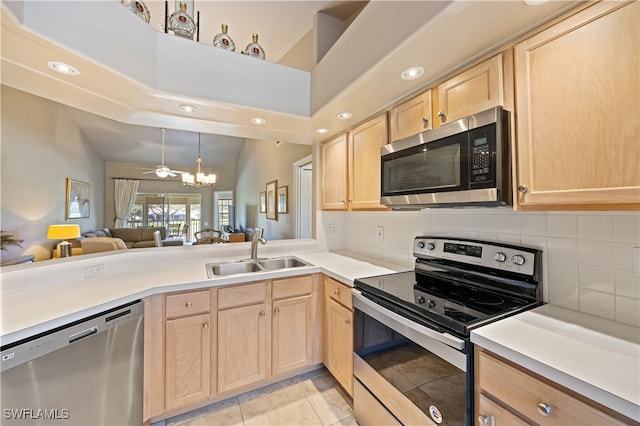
182,133,216,187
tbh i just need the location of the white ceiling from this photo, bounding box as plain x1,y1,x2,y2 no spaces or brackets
1,0,582,170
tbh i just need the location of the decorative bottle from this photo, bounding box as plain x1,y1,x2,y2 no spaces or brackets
244,34,265,60
213,24,235,51
168,2,196,40
121,0,150,24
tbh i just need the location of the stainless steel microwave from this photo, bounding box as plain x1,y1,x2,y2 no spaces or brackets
380,106,511,208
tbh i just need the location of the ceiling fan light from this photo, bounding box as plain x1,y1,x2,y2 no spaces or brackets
155,170,170,178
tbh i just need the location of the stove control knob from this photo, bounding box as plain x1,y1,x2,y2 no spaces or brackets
511,254,526,266
426,243,435,250
494,252,507,263
417,241,425,249
427,299,436,308
417,296,425,304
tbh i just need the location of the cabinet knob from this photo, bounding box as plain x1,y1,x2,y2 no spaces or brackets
274,308,279,314
259,311,266,317
334,289,340,296
185,301,192,308
437,111,446,122
341,200,346,205
477,414,490,425
422,117,429,125
537,403,552,417
202,323,209,329
517,185,529,193
345,319,351,326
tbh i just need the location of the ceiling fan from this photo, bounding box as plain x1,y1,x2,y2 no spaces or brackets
137,128,186,178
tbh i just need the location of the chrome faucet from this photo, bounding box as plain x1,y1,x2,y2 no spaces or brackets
250,227,267,260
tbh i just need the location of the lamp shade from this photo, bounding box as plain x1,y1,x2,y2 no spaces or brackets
47,224,81,240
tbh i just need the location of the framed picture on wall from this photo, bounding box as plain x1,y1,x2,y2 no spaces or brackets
66,178,91,219
277,186,288,214
259,191,266,213
266,180,278,221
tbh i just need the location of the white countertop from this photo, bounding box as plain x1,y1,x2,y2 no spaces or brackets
0,248,399,345
471,304,640,422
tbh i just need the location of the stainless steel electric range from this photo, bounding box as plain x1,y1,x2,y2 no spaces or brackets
352,236,542,426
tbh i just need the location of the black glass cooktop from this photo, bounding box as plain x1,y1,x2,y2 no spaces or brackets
354,270,535,337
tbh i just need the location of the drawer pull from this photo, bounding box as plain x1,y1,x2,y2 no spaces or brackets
274,308,280,314
477,415,490,425
185,301,192,308
334,289,339,296
202,323,209,329
537,402,552,417
259,311,266,317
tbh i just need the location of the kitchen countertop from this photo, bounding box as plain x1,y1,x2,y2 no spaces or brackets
471,304,640,422
0,249,399,345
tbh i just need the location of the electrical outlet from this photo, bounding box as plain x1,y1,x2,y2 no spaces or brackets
84,264,104,279
328,225,336,235
376,226,384,242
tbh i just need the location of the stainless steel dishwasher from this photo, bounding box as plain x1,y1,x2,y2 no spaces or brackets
1,300,144,425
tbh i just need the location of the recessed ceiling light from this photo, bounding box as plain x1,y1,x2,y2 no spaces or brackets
179,104,197,113
315,128,329,134
46,61,80,75
337,112,352,120
251,118,266,125
400,66,424,80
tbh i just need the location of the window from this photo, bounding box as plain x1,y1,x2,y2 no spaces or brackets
127,193,201,241
218,199,232,227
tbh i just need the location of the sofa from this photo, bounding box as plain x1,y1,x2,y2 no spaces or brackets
84,227,183,249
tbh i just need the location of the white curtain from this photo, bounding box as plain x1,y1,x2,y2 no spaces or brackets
114,179,140,228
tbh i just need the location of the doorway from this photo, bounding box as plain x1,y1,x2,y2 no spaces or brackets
293,155,313,239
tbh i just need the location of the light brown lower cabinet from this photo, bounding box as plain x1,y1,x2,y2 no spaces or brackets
475,348,636,425
143,274,322,423
323,276,354,396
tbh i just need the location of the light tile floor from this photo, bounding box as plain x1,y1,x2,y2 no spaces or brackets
164,368,357,426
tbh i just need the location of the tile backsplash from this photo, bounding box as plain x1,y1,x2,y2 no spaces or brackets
320,208,640,326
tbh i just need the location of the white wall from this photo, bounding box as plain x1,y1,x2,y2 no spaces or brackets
1,86,105,261
320,209,640,327
235,139,312,240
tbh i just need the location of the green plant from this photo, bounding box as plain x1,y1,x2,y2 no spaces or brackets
1,231,23,251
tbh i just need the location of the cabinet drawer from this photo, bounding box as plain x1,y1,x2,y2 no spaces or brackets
165,290,210,319
218,282,266,309
324,276,352,310
476,394,530,426
477,350,627,425
273,275,312,300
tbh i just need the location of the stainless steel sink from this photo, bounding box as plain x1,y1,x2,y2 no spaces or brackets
258,257,308,270
208,261,262,277
206,256,311,277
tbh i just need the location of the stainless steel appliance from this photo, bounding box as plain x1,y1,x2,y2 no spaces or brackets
1,300,144,425
353,237,542,426
380,107,511,208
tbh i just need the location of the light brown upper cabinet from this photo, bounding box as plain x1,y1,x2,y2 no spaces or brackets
435,54,505,126
389,90,433,142
321,114,389,211
513,1,639,210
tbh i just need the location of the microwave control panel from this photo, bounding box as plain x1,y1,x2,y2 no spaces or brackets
471,136,490,182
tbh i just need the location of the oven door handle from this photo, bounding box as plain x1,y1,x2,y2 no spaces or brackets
352,289,466,351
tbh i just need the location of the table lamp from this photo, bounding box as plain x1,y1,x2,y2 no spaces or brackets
47,224,81,257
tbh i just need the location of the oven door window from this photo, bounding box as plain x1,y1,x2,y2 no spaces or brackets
354,309,469,426
382,132,468,196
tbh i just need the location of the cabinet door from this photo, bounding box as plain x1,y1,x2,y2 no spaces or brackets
324,298,354,396
348,113,389,210
321,133,349,210
436,54,503,126
217,303,269,393
476,394,530,426
165,313,211,410
513,1,639,209
272,294,313,376
389,90,432,142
